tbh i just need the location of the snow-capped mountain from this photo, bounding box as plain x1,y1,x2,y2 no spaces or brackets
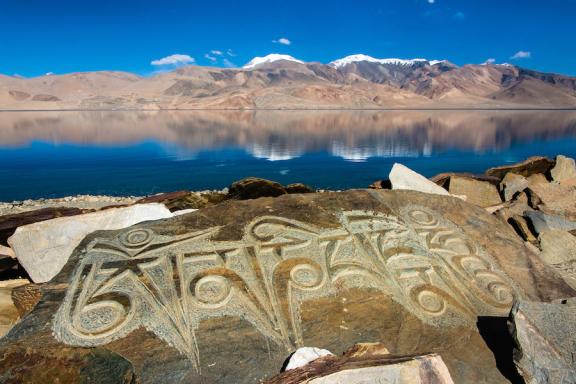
243,54,304,69
329,54,446,68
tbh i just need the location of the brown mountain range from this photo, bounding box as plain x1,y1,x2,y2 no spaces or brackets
1,58,575,110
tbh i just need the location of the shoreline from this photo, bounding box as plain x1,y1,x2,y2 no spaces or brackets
2,107,576,112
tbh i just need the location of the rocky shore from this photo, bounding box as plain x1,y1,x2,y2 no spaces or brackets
1,156,575,383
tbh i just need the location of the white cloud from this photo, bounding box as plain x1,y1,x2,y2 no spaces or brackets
204,53,218,63
227,49,236,57
427,0,435,4
151,54,195,66
510,51,531,60
484,58,496,64
223,59,237,68
273,37,291,45
211,50,223,56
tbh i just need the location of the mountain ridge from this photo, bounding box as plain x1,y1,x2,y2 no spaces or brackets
1,55,575,110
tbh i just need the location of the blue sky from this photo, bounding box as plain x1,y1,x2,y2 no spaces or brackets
1,0,575,77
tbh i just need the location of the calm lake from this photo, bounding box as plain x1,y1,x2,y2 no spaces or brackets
1,110,576,201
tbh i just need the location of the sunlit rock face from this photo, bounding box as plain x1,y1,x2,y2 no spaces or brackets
1,190,573,383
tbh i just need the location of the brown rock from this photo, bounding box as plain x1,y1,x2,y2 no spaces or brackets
228,177,287,200
285,183,315,194
431,172,500,189
0,190,573,383
447,176,502,208
538,230,576,290
0,279,29,338
508,215,538,243
137,190,226,211
550,155,576,182
11,283,42,317
500,173,528,201
0,207,91,246
368,180,391,189
525,180,576,219
509,300,576,384
343,342,390,358
485,156,554,180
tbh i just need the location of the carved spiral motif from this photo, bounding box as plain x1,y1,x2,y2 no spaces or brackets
415,289,446,315
407,209,438,227
475,272,515,307
120,229,154,248
194,275,232,305
290,264,323,288
76,301,128,334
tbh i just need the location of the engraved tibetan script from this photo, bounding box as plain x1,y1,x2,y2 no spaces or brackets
53,207,519,372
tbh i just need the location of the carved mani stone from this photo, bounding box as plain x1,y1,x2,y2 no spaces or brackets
0,190,573,384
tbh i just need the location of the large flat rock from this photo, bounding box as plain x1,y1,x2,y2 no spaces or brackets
8,203,173,283
0,190,573,383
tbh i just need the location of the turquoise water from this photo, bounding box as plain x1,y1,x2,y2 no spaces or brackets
1,110,575,201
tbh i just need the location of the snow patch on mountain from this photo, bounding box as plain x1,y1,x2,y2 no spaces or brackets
243,54,304,69
330,54,445,68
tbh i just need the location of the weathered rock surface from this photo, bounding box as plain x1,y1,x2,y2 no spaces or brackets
538,230,576,290
228,177,288,200
500,173,529,202
508,215,538,243
526,180,576,218
0,279,29,338
8,203,173,283
525,211,576,235
389,163,450,196
509,300,576,384
551,155,576,182
447,176,502,208
0,206,92,246
137,190,226,211
431,172,499,190
11,283,42,318
0,190,573,383
285,183,315,194
266,346,454,384
485,156,554,180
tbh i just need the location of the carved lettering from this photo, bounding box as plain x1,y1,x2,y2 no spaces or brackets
53,207,520,371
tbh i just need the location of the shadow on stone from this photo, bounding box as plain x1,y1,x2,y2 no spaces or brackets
476,316,523,384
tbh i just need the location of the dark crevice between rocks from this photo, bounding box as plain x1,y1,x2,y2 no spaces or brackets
476,316,523,384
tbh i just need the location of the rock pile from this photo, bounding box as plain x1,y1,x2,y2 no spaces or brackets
0,155,574,383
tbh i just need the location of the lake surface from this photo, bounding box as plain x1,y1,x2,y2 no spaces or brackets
1,110,576,201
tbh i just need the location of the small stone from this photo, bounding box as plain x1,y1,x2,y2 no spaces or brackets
343,342,390,358
137,191,211,211
284,347,333,371
500,173,528,201
448,176,502,207
368,180,391,189
509,300,576,384
485,156,554,180
389,163,450,196
508,215,537,243
0,244,15,258
228,177,287,200
538,230,576,290
551,155,576,182
285,183,315,194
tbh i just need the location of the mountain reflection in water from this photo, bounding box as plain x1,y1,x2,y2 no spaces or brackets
1,110,576,200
